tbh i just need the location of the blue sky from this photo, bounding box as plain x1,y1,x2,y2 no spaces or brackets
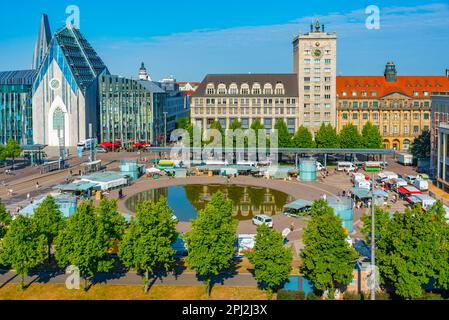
0,0,448,81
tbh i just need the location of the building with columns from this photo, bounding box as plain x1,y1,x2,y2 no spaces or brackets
337,62,449,151
293,19,337,133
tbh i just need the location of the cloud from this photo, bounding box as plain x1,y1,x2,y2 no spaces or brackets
91,2,449,80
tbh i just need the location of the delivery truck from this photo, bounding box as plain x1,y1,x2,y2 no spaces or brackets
398,153,413,166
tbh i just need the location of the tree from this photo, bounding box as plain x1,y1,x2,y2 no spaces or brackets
250,118,266,148
55,202,113,291
33,195,64,262
293,126,315,148
185,192,238,296
175,117,190,130
309,199,334,218
0,215,46,289
119,197,178,293
0,200,12,239
274,119,293,148
247,224,293,299
361,207,391,242
362,122,382,149
411,130,431,159
207,120,225,148
95,198,126,247
3,139,23,170
300,201,358,299
375,202,449,299
315,124,339,149
229,119,242,130
338,124,363,149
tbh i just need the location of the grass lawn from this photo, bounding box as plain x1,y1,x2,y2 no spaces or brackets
0,283,272,300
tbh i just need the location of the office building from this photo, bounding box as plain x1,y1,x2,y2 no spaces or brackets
431,91,449,190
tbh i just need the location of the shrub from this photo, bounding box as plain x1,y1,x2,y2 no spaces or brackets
306,291,318,300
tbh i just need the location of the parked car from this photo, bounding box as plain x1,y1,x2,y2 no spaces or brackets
95,147,108,153
337,162,356,173
252,215,273,228
413,179,429,191
405,175,417,185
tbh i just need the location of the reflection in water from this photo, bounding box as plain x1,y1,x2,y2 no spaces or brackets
125,184,294,222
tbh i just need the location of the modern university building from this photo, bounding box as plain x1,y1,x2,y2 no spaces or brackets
0,13,190,154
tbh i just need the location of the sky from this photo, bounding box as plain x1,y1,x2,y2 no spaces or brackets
0,0,448,81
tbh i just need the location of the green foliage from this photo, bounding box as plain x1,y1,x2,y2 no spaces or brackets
309,199,334,218
362,122,382,149
250,118,266,148
293,126,315,148
0,215,46,289
247,224,293,298
119,197,178,293
306,291,318,300
277,289,305,300
3,139,23,169
376,202,449,299
274,119,293,148
300,201,359,297
339,124,363,149
95,198,126,244
360,207,391,243
33,195,64,262
175,117,190,130
0,201,12,239
55,202,113,290
206,121,225,147
411,129,431,159
229,119,243,130
185,192,238,296
315,124,339,149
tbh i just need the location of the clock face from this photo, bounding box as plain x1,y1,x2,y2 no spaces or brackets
313,49,323,58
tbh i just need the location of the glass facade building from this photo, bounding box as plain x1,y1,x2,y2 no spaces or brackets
0,70,35,145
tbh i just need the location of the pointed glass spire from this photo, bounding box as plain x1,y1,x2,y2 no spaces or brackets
32,14,52,70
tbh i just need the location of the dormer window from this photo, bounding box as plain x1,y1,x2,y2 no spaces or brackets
206,84,215,95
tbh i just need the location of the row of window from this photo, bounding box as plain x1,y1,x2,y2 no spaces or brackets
341,90,431,98
339,101,430,108
205,82,285,95
303,67,332,73
194,107,297,116
303,58,332,64
303,77,332,83
341,112,430,121
195,98,297,105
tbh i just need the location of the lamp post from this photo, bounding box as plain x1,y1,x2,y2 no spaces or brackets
370,172,376,301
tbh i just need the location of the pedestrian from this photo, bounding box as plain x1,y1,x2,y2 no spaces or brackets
36,181,40,189
322,194,327,201
8,189,13,196
290,222,295,232
27,193,30,201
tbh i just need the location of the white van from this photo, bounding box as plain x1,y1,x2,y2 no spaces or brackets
356,180,371,190
337,162,356,173
316,162,325,171
252,215,273,228
413,179,429,191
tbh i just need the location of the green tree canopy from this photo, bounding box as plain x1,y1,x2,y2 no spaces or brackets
0,215,46,289
119,197,178,293
274,119,293,148
361,122,383,149
315,124,339,149
250,118,266,148
293,126,315,148
375,202,449,299
247,224,293,299
411,130,431,159
309,199,334,218
185,192,238,296
95,198,126,245
55,202,113,290
338,124,363,149
0,200,12,239
175,117,190,130
3,139,23,170
229,119,243,130
300,201,359,298
33,195,64,262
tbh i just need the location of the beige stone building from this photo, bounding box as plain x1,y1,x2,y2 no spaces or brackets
337,62,449,151
293,19,337,133
191,74,299,133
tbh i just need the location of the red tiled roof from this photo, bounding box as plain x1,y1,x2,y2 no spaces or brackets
336,76,449,99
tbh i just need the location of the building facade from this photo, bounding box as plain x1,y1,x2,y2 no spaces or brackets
337,62,449,151
191,74,299,133
431,91,449,191
32,21,109,148
0,70,35,145
293,19,337,133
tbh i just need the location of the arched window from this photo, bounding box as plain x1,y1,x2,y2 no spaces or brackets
275,83,285,95
241,83,250,95
206,83,215,95
252,83,261,95
263,83,273,95
53,107,65,131
229,83,238,95
217,83,227,95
